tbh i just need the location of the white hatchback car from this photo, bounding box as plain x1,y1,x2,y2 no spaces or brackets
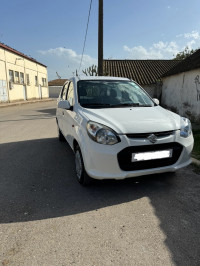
56,76,194,185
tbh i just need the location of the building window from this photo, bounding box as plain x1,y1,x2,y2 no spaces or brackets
35,76,38,86
20,72,24,84
42,78,46,87
26,74,30,85
15,71,19,83
9,70,14,82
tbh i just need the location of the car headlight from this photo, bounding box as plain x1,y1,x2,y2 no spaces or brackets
180,117,192,138
87,121,120,145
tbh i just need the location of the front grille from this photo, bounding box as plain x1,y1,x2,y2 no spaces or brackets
117,142,183,171
126,130,174,139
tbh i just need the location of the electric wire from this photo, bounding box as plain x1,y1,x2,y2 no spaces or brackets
78,0,93,73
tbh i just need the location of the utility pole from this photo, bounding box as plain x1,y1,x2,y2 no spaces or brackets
98,0,103,76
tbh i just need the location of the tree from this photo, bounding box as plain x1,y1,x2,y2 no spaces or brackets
174,46,198,60
82,65,98,76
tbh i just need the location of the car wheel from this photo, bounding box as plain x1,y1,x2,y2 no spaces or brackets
57,121,65,141
75,146,91,185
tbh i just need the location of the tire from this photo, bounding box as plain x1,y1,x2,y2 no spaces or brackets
57,121,65,142
75,146,91,185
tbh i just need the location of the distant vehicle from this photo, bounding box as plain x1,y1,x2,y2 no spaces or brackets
56,76,194,185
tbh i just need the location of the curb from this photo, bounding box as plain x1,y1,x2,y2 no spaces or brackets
191,157,200,166
0,98,56,108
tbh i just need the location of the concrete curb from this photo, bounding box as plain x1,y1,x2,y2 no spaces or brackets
0,98,55,108
192,157,200,166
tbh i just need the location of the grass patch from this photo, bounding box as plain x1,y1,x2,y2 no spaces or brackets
192,130,200,160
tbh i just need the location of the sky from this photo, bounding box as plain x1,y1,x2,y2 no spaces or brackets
0,0,200,81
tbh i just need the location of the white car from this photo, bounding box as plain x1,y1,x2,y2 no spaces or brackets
56,76,194,185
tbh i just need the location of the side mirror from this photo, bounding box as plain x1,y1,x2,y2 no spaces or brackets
58,100,71,110
153,98,159,105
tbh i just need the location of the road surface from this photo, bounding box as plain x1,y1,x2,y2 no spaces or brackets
0,101,200,265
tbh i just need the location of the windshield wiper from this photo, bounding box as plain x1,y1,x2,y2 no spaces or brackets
137,105,153,107
111,103,140,108
81,103,112,108
111,103,154,108
81,103,153,108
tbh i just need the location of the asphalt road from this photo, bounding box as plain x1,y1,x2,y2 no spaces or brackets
0,101,200,266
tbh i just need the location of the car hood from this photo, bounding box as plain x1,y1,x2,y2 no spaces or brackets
81,106,181,134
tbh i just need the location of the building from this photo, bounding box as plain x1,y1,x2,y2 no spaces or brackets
103,59,181,99
162,49,200,122
0,42,48,102
48,79,68,98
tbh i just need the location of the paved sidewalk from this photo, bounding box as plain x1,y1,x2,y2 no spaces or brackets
0,98,55,108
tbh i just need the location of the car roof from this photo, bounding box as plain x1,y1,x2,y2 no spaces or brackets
72,76,130,82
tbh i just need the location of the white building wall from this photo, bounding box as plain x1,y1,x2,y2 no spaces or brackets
0,47,48,102
162,69,200,122
49,86,62,98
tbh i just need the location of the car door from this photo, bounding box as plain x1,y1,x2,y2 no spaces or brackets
62,81,76,148
57,82,69,133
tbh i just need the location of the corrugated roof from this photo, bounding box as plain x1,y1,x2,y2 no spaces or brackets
0,42,47,67
163,49,200,77
48,79,68,86
103,60,181,85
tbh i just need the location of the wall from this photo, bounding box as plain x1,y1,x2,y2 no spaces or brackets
143,83,162,100
49,86,62,98
162,69,200,122
0,47,48,102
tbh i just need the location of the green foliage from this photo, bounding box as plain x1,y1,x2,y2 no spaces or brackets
192,130,200,160
82,65,98,76
191,163,200,174
173,46,198,60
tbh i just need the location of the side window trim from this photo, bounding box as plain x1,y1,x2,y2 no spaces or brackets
62,82,70,100
66,81,74,106
65,81,71,100
60,83,66,98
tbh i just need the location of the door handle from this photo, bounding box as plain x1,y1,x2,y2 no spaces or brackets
62,111,64,115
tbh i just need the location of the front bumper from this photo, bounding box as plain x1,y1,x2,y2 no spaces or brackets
79,130,194,180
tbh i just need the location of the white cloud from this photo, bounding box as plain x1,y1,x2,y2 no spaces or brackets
38,47,97,80
176,30,200,40
123,30,200,60
39,47,96,65
186,40,196,49
153,41,167,50
184,31,200,39
124,45,163,59
123,41,179,59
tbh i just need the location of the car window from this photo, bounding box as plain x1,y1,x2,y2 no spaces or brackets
66,82,74,106
62,82,69,100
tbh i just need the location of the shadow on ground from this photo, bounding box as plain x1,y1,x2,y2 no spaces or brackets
0,138,200,265
0,108,57,122
36,108,56,116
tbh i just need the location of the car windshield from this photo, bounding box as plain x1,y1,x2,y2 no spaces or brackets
77,80,155,108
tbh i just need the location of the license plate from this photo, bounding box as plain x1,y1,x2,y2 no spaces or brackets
131,149,173,162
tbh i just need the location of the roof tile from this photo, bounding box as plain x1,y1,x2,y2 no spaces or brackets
163,49,200,77
48,79,68,86
103,59,181,85
0,42,47,67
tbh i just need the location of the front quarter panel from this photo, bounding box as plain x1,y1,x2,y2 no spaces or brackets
72,107,88,150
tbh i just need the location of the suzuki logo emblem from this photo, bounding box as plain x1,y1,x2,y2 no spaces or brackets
147,134,157,144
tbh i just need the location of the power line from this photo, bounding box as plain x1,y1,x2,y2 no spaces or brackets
78,0,93,73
